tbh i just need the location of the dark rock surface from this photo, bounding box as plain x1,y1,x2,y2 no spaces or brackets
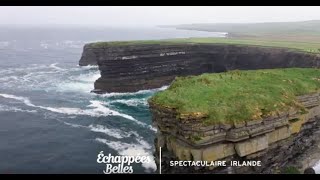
79,43,320,93
79,44,99,66
304,168,316,174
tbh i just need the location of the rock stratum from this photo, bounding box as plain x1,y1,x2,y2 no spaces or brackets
149,92,320,174
79,43,320,93
79,41,320,174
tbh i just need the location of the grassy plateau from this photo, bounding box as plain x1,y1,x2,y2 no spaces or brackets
90,37,320,54
149,68,320,125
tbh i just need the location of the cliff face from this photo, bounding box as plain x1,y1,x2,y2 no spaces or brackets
79,44,99,66
79,43,320,93
149,93,320,174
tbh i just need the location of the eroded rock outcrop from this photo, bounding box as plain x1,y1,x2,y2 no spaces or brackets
79,43,320,93
149,93,320,174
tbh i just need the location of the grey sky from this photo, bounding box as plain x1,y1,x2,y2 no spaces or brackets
1,6,320,27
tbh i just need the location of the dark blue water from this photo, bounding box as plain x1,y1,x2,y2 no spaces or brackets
0,26,225,174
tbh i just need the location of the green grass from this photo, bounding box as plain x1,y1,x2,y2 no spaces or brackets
89,37,320,54
88,40,184,47
149,68,320,125
169,20,320,37
281,166,301,174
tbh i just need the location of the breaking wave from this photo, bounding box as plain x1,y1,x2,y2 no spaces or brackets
88,124,139,139
0,104,37,113
0,94,148,127
49,63,66,71
0,63,100,94
100,86,168,98
108,98,148,107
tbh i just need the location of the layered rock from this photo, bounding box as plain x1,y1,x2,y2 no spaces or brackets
149,93,320,174
79,43,320,93
79,44,99,66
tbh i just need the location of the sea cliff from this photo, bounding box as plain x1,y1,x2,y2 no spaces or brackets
79,41,320,93
148,68,320,174
79,39,320,173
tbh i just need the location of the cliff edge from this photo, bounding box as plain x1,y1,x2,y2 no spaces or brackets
148,68,320,174
79,40,320,93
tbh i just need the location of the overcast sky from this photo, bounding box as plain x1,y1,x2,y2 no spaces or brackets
1,6,320,27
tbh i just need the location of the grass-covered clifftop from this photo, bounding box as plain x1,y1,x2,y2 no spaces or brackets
149,68,320,125
89,37,320,54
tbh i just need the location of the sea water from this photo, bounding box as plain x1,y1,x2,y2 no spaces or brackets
0,25,225,174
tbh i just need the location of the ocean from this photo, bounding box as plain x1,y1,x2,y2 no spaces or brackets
0,25,225,174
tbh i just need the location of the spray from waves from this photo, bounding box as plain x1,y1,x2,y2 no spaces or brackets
95,137,156,172
0,93,151,129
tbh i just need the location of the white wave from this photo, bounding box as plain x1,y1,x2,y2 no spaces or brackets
0,104,37,113
0,63,100,93
1,64,49,74
56,81,95,94
100,86,168,98
0,94,35,107
95,138,156,172
54,70,100,93
0,94,148,127
148,125,157,133
49,63,65,71
58,120,86,128
74,71,101,82
89,124,138,139
109,98,148,107
76,65,99,70
88,100,146,125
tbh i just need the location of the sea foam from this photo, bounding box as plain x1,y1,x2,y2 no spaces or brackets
0,94,147,127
